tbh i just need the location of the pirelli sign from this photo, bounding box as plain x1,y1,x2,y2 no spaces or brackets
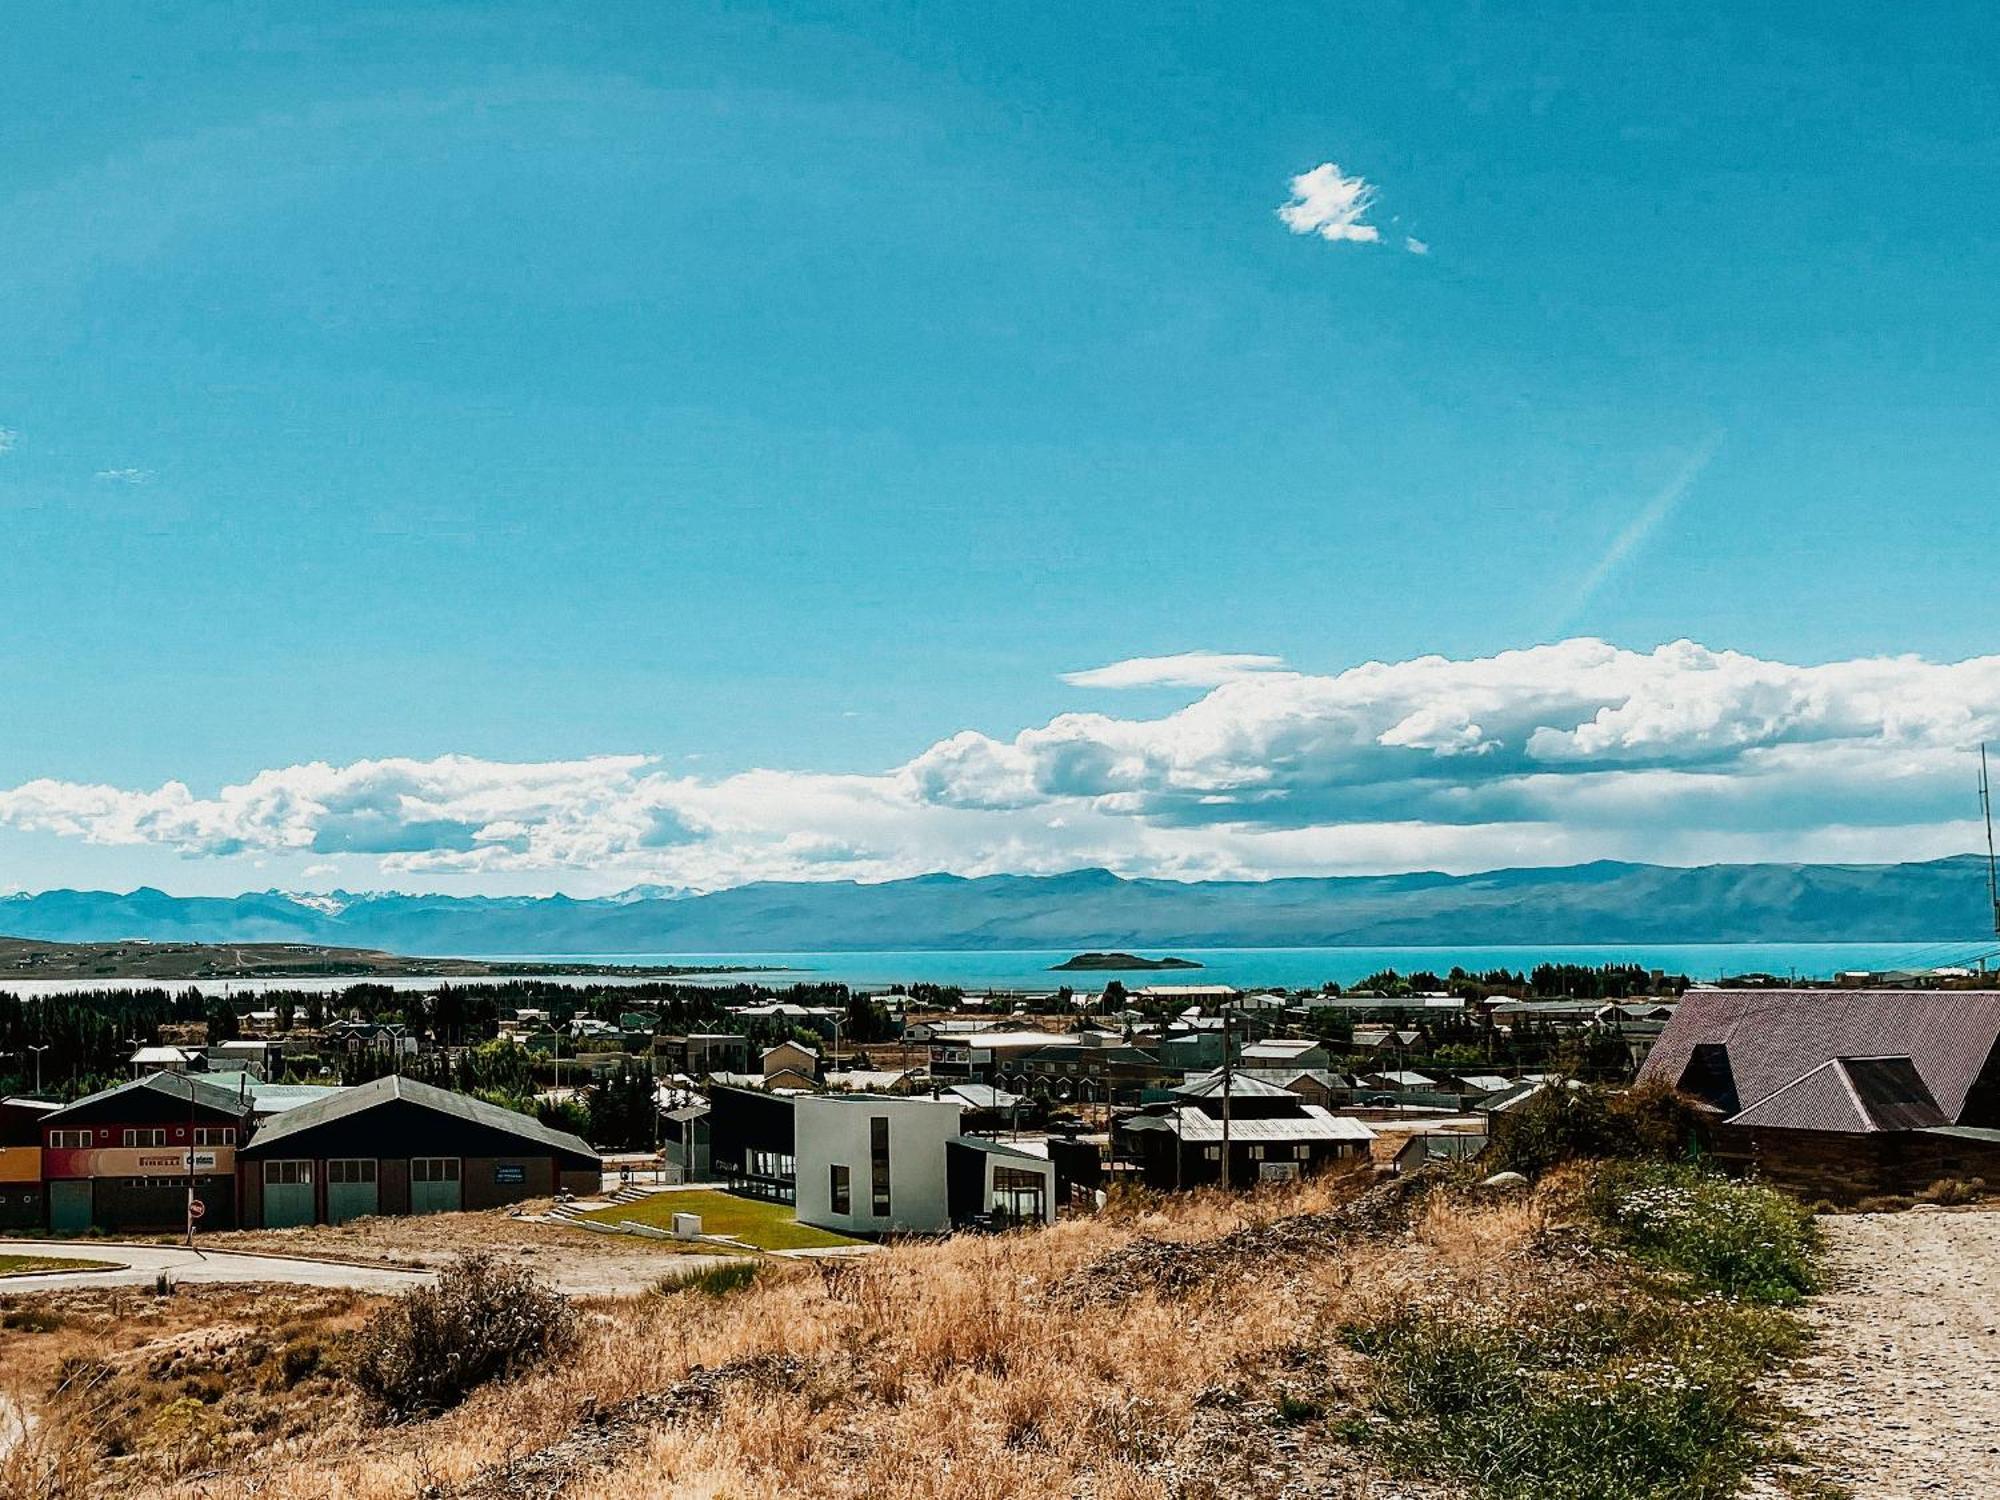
43,1147,234,1179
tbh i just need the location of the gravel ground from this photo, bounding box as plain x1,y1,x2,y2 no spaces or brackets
1773,1208,2000,1499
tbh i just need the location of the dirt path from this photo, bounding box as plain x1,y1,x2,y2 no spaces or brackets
1776,1208,2000,1499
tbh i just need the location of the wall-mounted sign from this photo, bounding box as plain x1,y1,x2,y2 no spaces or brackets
494,1164,526,1184
44,1147,231,1178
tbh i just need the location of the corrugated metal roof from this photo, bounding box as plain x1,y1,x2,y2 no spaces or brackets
1728,1056,1950,1133
242,1073,595,1160
52,1071,249,1119
1171,1072,1296,1099
1166,1106,1375,1143
1638,990,2000,1124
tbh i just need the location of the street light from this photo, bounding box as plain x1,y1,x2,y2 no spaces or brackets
28,1045,49,1096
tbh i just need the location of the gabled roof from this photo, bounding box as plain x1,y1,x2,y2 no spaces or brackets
51,1071,251,1121
1638,990,2000,1125
1727,1056,1950,1134
242,1073,595,1162
1162,1105,1375,1143
1171,1071,1296,1100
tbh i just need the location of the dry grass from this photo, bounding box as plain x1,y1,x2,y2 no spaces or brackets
7,1167,1456,1499
4,1164,1795,1500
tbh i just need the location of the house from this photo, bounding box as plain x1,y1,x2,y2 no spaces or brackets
237,1074,599,1228
761,1040,822,1085
1240,1038,1333,1071
128,1044,198,1076
1228,1068,1352,1110
325,1021,419,1057
928,1029,1070,1085
656,1032,753,1076
207,1038,287,1078
41,1073,251,1233
1015,1040,1173,1102
1360,1070,1436,1094
1636,988,2000,1201
945,1136,1058,1227
708,1084,799,1201
1116,1073,1375,1189
1444,1074,1514,1097
794,1094,965,1234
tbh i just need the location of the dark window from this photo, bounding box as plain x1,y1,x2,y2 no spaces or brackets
830,1163,850,1215
870,1116,891,1217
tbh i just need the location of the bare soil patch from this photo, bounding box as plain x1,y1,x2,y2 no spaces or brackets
1769,1207,2000,1499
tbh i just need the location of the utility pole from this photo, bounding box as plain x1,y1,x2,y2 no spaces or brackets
29,1045,48,1097
1219,1003,1233,1191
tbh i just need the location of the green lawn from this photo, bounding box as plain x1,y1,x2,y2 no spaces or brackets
0,1252,120,1277
578,1189,862,1252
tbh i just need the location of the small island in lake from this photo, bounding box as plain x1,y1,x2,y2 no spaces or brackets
1050,951,1204,972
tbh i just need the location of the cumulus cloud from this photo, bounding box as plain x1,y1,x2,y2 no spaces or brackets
1061,652,1290,690
1278,163,1382,244
3,640,1996,887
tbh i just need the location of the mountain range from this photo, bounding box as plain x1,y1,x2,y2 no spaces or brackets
3,856,1997,955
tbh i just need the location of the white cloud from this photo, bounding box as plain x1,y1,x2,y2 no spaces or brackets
1278,163,1382,244
94,467,152,484
3,640,1996,888
1061,651,1290,690
0,428,17,455
1404,236,1429,255
1554,438,1721,632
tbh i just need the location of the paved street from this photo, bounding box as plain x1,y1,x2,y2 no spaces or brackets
0,1239,435,1293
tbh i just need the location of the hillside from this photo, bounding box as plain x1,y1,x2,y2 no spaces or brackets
0,937,753,982
0,855,1994,954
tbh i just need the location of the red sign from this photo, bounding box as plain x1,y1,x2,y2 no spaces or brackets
187,1196,206,1220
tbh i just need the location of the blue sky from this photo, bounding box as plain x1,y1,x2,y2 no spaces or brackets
2,2,1998,895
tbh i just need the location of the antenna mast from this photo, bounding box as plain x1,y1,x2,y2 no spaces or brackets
1983,745,2000,938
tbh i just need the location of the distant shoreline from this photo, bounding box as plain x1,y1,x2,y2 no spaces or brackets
0,936,779,984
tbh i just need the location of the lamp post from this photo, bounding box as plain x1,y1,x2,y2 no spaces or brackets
28,1045,49,1097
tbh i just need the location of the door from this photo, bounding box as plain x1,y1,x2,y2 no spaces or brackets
325,1159,378,1224
410,1157,461,1214
262,1160,315,1227
48,1179,92,1234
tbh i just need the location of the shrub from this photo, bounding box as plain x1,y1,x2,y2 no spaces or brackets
1591,1162,1819,1304
2,1305,65,1333
349,1254,578,1417
669,1259,761,1299
1917,1176,1986,1206
1344,1296,1799,1500
1486,1079,1707,1179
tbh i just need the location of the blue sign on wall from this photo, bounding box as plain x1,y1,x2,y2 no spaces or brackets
494,1164,526,1185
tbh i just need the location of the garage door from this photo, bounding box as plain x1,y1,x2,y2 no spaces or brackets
263,1160,315,1228
326,1159,378,1224
48,1179,92,1234
411,1156,461,1214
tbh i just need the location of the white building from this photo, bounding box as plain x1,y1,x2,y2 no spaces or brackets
794,1094,964,1235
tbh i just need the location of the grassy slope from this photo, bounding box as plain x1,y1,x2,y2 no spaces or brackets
577,1189,864,1251
0,1253,119,1276
3,1165,1826,1500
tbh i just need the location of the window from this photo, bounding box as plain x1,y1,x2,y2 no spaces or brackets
1295,1144,1311,1160
1248,1145,1265,1161
193,1128,235,1147
830,1164,851,1215
123,1128,169,1147
412,1157,460,1183
49,1129,91,1150
869,1116,891,1217
264,1160,311,1186
1204,1145,1221,1161
327,1159,377,1184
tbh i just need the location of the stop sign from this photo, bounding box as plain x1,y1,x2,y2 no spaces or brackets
187,1197,206,1220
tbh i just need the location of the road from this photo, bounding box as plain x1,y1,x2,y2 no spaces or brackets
0,1239,435,1293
